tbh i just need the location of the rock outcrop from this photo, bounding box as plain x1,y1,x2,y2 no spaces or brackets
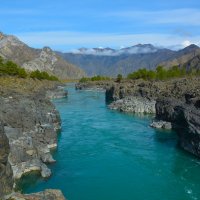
46,86,68,99
0,77,67,199
155,96,200,157
104,77,200,157
105,77,200,112
0,92,61,181
150,120,172,130
109,97,156,113
75,81,112,91
105,80,159,113
5,189,66,200
0,123,13,197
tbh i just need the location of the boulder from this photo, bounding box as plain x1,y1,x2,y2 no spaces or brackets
150,120,172,130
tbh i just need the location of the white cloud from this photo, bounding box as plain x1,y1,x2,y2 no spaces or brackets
107,9,200,26
182,40,192,47
15,31,200,51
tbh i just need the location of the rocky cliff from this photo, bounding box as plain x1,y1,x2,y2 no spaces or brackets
155,95,200,157
0,32,85,79
75,81,112,91
104,77,200,157
0,77,67,199
0,123,13,197
76,77,200,158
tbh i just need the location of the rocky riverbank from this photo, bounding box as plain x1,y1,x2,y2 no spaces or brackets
106,77,200,157
76,77,200,158
105,78,200,112
75,80,112,91
155,96,200,157
5,189,66,200
0,77,66,199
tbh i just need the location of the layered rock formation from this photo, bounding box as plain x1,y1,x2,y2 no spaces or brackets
1,94,60,180
105,80,160,114
5,189,66,200
0,77,67,199
75,81,112,91
109,97,156,113
0,32,85,79
155,95,200,157
0,123,13,197
105,77,200,112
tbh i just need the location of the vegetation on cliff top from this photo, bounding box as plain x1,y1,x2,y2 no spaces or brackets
79,65,200,83
30,70,58,81
0,56,58,81
127,66,200,80
79,75,111,82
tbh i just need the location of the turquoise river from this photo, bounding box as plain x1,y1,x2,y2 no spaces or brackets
20,84,200,200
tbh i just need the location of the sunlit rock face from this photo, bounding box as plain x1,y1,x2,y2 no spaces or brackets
6,189,66,200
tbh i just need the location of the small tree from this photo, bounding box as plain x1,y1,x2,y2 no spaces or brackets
18,68,28,78
116,74,123,82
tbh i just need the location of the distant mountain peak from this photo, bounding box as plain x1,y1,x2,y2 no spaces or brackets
0,32,5,40
178,44,200,55
183,44,199,51
42,46,54,53
134,43,154,48
0,32,25,48
72,47,116,56
71,44,160,56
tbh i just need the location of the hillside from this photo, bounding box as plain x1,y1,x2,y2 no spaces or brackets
0,32,85,79
159,44,200,68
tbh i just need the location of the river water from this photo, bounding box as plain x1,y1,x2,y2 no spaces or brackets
20,84,200,200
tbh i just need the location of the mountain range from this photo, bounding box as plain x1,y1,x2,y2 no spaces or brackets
1,31,200,78
58,44,200,76
0,32,85,79
71,44,159,56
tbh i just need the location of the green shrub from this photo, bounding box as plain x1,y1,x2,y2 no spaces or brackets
18,68,28,78
79,77,91,83
30,70,58,81
0,56,58,81
127,65,198,81
79,75,110,82
116,74,123,82
0,59,28,78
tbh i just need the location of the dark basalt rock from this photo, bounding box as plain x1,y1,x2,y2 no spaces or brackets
156,97,200,157
105,77,200,158
75,81,112,91
0,123,13,198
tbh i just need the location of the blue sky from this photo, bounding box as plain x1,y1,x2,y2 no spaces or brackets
1,0,200,51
